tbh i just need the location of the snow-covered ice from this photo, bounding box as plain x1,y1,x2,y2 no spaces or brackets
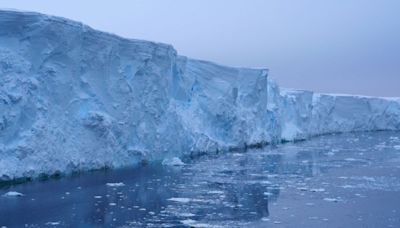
0,10,400,181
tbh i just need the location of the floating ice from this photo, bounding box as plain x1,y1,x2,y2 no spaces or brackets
45,221,60,226
263,192,273,196
323,198,340,202
207,190,224,194
106,182,125,187
2,191,24,197
310,188,325,192
167,198,191,203
162,157,185,166
180,219,197,226
180,219,219,228
178,213,196,217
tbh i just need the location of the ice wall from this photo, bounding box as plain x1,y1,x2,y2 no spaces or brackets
175,57,273,153
0,10,186,179
0,10,399,181
278,89,400,141
0,10,271,180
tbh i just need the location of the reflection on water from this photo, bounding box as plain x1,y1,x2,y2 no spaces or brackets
1,131,400,227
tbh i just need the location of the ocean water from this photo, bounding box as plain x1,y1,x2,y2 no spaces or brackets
1,131,400,227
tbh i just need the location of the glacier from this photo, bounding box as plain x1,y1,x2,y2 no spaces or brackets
0,10,399,181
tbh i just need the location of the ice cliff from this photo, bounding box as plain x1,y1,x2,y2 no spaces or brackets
1,10,399,181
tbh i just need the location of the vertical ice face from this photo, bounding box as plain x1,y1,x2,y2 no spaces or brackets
0,10,271,180
277,90,400,141
278,89,314,141
174,57,270,152
0,10,185,179
0,10,399,181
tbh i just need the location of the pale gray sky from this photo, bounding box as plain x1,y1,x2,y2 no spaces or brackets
1,0,399,96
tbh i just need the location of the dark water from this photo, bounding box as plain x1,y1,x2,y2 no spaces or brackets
1,131,400,228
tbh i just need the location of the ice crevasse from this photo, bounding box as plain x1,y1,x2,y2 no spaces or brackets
0,10,399,181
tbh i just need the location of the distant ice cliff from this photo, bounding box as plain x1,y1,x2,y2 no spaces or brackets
1,10,399,181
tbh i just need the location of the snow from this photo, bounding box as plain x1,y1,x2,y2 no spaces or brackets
0,10,400,181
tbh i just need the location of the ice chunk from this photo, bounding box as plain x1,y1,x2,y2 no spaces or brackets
2,191,24,197
167,197,191,203
162,157,185,166
106,182,125,187
45,221,61,226
208,190,224,194
179,213,196,217
323,197,340,202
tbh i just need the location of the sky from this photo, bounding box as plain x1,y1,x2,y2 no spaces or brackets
1,0,399,96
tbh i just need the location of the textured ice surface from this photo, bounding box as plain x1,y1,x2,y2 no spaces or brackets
0,10,400,180
279,89,400,141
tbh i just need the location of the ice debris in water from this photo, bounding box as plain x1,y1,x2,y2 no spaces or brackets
323,197,340,202
180,219,219,228
2,191,24,197
167,197,191,203
180,219,197,226
45,221,61,226
179,213,196,217
162,157,185,166
106,182,125,187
